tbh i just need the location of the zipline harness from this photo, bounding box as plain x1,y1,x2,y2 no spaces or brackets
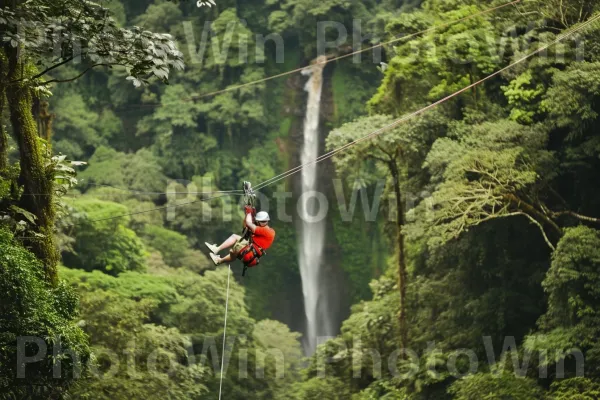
237,181,266,277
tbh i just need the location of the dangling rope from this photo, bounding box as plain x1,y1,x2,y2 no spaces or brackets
218,264,232,400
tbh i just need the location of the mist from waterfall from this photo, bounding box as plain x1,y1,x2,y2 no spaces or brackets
298,57,333,355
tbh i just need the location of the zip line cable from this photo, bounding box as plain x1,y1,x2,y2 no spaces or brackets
47,12,600,227
121,0,520,111
55,192,237,227
16,193,238,238
187,0,521,100
35,11,598,229
81,181,244,196
20,186,244,196
31,1,522,223
252,13,600,192
218,264,232,400
19,3,520,200
87,192,236,223
43,12,600,227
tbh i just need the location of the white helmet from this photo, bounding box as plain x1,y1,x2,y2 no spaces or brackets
255,211,270,222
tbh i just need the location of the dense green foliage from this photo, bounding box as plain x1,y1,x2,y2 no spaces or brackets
3,0,600,398
62,198,147,275
320,0,600,398
59,266,305,399
0,229,89,397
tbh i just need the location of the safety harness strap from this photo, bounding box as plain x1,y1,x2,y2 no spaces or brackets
239,241,265,276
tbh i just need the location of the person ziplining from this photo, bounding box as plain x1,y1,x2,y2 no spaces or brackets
205,182,276,275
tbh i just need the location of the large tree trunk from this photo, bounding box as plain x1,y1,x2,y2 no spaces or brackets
0,24,7,170
0,83,7,170
5,45,58,285
389,160,408,351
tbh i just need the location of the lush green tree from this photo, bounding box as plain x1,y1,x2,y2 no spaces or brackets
502,69,550,125
522,0,599,28
165,173,240,247
60,267,180,324
0,229,89,398
142,225,192,266
546,377,600,399
339,271,401,384
52,92,104,158
141,224,210,271
266,0,368,56
543,62,600,132
291,376,352,400
79,146,167,200
354,381,411,400
65,262,297,399
64,287,207,400
0,0,184,280
328,113,447,350
133,2,184,34
423,120,562,250
62,198,147,275
448,371,543,400
542,226,600,335
369,3,507,115
525,226,600,378
150,128,219,180
253,319,304,399
61,265,295,399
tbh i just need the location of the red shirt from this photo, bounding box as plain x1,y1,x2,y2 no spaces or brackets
252,226,275,250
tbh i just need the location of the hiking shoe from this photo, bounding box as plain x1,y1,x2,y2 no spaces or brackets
209,252,221,266
205,242,219,254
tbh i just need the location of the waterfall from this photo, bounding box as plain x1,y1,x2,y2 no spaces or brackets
298,56,332,355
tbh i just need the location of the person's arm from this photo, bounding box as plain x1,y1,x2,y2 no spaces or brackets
245,212,257,233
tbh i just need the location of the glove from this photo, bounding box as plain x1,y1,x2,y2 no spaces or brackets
244,205,254,215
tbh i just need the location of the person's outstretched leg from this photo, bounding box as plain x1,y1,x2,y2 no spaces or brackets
206,234,241,254
216,234,241,252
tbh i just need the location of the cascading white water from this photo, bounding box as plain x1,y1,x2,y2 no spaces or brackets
298,56,331,355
